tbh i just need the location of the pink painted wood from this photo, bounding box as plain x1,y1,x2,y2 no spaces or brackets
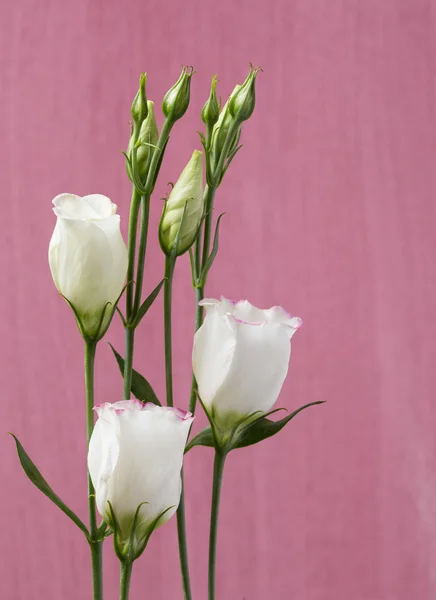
2,0,436,598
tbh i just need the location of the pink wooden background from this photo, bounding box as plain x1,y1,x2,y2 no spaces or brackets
2,0,436,598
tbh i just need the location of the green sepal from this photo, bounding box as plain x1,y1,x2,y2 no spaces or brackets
198,213,225,287
185,401,325,452
95,521,112,542
151,136,169,192
109,344,161,406
107,501,125,561
133,505,174,560
10,434,89,539
108,501,174,562
60,282,127,344
131,278,165,328
233,401,325,449
218,144,243,186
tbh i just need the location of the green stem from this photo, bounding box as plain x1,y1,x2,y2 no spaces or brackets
188,286,204,414
85,341,103,600
132,195,151,317
208,450,226,600
125,188,141,320
123,120,173,399
163,255,192,599
119,561,133,600
200,184,217,274
123,327,135,399
163,256,175,407
176,472,192,600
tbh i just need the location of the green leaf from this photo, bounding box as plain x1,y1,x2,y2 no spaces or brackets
109,344,161,406
10,434,89,538
185,427,214,452
234,401,325,449
132,278,165,327
199,213,225,286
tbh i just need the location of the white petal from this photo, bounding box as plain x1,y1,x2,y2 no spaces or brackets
211,319,291,419
56,217,113,319
52,193,116,221
87,415,120,519
83,194,117,218
233,299,267,323
104,405,192,539
93,215,128,305
48,221,61,290
193,306,237,411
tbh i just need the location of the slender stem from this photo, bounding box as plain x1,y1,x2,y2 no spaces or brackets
85,341,103,600
132,195,151,317
126,188,141,320
163,256,175,407
119,561,133,600
123,120,173,399
123,327,135,399
163,255,192,599
200,185,217,273
188,286,204,414
208,450,226,600
176,472,192,600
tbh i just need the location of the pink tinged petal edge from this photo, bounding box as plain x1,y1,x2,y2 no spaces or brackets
232,316,263,326
168,407,194,421
94,399,145,415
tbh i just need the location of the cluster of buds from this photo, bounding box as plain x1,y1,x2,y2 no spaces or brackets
203,65,261,182
127,67,194,189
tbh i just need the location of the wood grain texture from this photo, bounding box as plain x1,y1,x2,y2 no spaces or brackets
1,0,436,598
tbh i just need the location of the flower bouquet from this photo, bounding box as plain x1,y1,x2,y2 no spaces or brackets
11,65,323,599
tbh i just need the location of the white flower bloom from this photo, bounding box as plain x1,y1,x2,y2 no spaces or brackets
88,401,193,548
192,297,302,430
48,193,128,338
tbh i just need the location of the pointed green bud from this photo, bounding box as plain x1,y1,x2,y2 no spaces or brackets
210,85,241,159
159,150,204,256
131,73,148,126
162,67,194,123
127,100,159,180
201,75,220,129
229,65,260,123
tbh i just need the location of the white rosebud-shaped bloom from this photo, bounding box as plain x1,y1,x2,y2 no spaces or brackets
48,194,128,338
159,150,204,256
88,401,193,546
193,297,302,430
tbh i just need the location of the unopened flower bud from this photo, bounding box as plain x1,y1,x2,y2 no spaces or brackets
159,150,204,256
210,85,241,159
162,67,194,123
127,100,159,181
229,65,260,123
201,75,220,129
131,73,148,126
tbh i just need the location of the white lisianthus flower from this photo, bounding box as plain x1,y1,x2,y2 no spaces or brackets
48,193,128,339
88,401,193,554
192,297,302,432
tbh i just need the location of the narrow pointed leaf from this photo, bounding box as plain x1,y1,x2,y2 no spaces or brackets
133,278,165,327
10,434,89,538
185,427,214,452
234,401,325,449
199,213,225,285
109,344,161,406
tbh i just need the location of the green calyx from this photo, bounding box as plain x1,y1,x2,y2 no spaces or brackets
162,66,194,123
228,64,261,123
201,75,220,130
131,73,148,127
127,100,159,182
